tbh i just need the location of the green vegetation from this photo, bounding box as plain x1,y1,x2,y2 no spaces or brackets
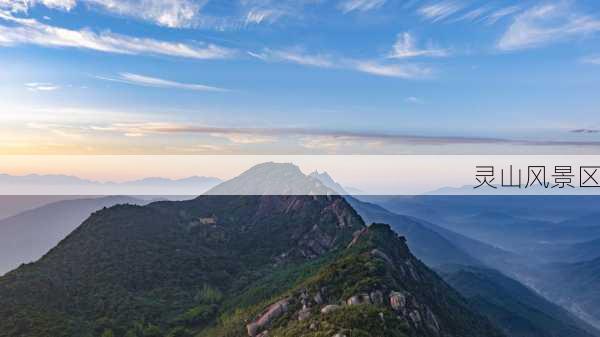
0,196,503,337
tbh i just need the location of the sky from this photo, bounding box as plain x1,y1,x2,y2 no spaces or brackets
1,0,600,155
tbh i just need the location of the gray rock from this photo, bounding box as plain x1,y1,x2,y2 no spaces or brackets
321,304,341,314
246,298,289,336
371,249,394,265
298,308,311,321
425,307,441,334
389,291,408,312
409,310,422,325
314,291,324,304
347,293,371,306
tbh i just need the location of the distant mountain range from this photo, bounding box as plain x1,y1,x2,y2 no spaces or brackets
534,258,600,330
361,194,600,330
441,265,598,337
0,173,221,195
0,195,95,220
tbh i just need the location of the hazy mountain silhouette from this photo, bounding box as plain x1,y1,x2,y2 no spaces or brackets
0,195,95,220
534,258,600,330
0,196,145,275
441,265,598,337
0,173,221,195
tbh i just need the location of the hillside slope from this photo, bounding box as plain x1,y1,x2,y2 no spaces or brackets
441,265,598,337
0,196,144,275
0,194,503,337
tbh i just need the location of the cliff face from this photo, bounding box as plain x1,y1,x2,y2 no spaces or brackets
225,223,503,337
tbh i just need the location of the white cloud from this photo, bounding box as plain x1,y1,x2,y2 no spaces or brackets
0,0,202,28
25,82,60,91
405,96,423,104
453,5,520,24
497,3,600,51
484,5,520,25
0,12,235,59
455,6,489,22
84,0,202,28
245,8,284,25
338,0,386,13
354,61,433,78
300,135,359,152
40,0,76,10
249,48,432,79
581,55,600,65
97,73,229,92
388,32,449,58
210,132,276,144
0,0,75,12
249,49,335,68
418,1,464,22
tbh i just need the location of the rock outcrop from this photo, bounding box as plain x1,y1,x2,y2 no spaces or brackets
247,299,290,337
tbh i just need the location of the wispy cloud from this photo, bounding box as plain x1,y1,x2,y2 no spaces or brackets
25,82,60,91
338,0,386,13
89,122,600,148
0,12,235,59
452,5,520,24
245,8,285,25
405,96,424,104
250,49,336,68
388,32,449,58
85,0,202,28
210,133,276,144
96,73,229,92
484,5,520,25
581,55,600,65
418,1,464,22
249,48,432,79
497,3,600,51
353,60,433,78
1,0,76,12
1,0,202,28
571,128,600,134
454,6,490,22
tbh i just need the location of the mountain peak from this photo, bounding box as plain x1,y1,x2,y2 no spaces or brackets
309,170,349,195
205,162,337,195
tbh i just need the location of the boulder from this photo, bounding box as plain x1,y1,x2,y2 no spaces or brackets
246,298,289,336
346,293,371,306
321,304,341,314
389,291,407,312
298,308,311,321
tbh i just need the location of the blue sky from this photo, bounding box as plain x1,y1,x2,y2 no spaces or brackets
1,0,600,154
